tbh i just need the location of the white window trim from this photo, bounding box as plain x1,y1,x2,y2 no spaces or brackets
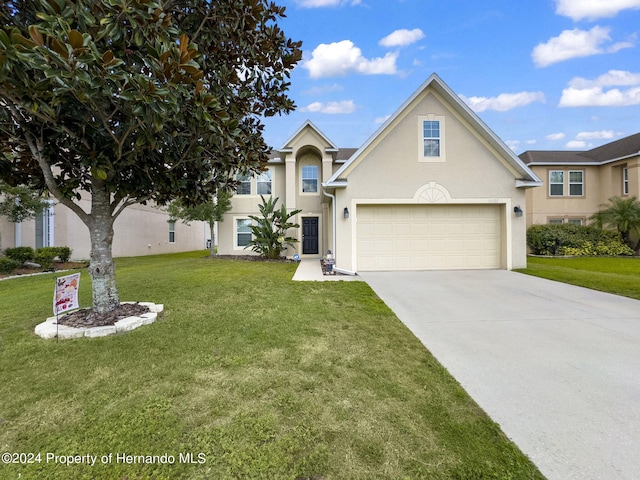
623,167,629,195
257,167,273,196
235,217,253,250
168,220,176,243
301,164,319,195
549,170,564,197
568,170,584,197
236,173,252,196
418,114,446,163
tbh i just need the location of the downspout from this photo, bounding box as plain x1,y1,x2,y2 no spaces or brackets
322,187,337,263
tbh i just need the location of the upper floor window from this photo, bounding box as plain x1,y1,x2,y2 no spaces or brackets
257,169,272,195
423,120,440,157
569,171,583,196
549,170,584,197
549,170,564,196
236,174,251,195
302,165,318,193
623,167,629,195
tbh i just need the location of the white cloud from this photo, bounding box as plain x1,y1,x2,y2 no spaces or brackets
555,0,640,20
568,69,640,88
301,100,357,114
303,40,399,78
566,140,588,148
295,0,361,7
575,130,617,139
546,132,566,141
459,91,546,112
379,29,425,47
560,70,640,106
374,115,391,124
531,26,634,67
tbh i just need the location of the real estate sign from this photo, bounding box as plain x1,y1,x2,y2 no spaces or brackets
54,273,80,315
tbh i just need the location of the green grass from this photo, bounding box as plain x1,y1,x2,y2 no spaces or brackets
517,256,640,300
1,251,544,479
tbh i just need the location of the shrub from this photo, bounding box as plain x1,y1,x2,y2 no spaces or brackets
527,223,634,256
0,257,21,274
34,247,58,269
4,246,34,263
52,246,72,262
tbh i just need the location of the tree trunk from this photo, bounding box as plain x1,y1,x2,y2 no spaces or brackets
209,221,216,256
87,187,120,314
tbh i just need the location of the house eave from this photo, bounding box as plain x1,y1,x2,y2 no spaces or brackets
516,179,543,188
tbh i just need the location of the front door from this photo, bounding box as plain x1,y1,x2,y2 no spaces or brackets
302,217,319,255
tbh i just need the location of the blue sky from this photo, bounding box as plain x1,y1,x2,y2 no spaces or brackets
261,0,640,154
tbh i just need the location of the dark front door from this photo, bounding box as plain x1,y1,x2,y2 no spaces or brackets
302,217,319,255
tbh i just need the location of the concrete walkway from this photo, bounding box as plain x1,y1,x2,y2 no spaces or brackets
292,259,362,281
360,269,640,480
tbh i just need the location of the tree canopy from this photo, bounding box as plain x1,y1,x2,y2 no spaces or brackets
0,0,302,313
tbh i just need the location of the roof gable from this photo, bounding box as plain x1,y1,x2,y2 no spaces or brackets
279,119,338,153
326,73,541,187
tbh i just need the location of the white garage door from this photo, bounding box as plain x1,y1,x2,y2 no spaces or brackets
357,204,501,271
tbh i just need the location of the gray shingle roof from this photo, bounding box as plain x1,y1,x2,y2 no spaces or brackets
520,132,640,165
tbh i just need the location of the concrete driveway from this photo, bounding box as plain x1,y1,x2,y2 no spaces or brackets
360,269,640,480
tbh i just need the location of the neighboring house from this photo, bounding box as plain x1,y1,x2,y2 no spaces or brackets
0,196,208,260
519,133,640,228
218,73,542,272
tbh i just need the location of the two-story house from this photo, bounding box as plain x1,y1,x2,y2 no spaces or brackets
520,133,640,227
217,73,542,273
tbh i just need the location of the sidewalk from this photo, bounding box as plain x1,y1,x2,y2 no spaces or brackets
292,259,361,281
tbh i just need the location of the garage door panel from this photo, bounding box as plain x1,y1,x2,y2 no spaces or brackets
357,204,501,271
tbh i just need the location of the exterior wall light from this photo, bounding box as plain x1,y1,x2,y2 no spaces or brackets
343,207,349,219
514,206,523,217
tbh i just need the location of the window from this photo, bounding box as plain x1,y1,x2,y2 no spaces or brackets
623,167,629,195
423,120,440,157
168,221,176,243
548,218,564,224
302,165,318,193
549,171,564,196
236,174,251,195
257,169,272,195
567,218,583,226
35,201,55,248
569,171,583,196
236,219,252,247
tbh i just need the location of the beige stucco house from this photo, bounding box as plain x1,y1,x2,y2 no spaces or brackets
218,73,542,272
520,133,640,228
0,197,208,260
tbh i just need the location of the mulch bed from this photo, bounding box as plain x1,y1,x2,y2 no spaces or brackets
0,262,88,279
209,254,294,263
57,302,150,328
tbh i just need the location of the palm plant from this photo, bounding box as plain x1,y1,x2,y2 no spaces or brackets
589,196,640,250
246,196,302,259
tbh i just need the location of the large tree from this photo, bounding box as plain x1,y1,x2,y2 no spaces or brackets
0,0,301,313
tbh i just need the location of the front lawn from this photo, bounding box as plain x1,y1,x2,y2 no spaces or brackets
517,256,640,300
0,251,543,479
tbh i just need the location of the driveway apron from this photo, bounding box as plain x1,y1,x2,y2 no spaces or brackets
360,270,640,480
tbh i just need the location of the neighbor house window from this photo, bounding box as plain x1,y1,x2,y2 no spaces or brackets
257,168,272,195
548,218,564,224
423,120,440,157
569,171,583,196
567,218,583,226
236,174,251,195
623,167,629,195
169,221,176,243
302,165,318,193
236,219,252,247
549,170,564,196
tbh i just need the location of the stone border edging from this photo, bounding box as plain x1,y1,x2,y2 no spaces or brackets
34,302,164,340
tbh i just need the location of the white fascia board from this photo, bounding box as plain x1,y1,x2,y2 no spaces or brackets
516,179,543,188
